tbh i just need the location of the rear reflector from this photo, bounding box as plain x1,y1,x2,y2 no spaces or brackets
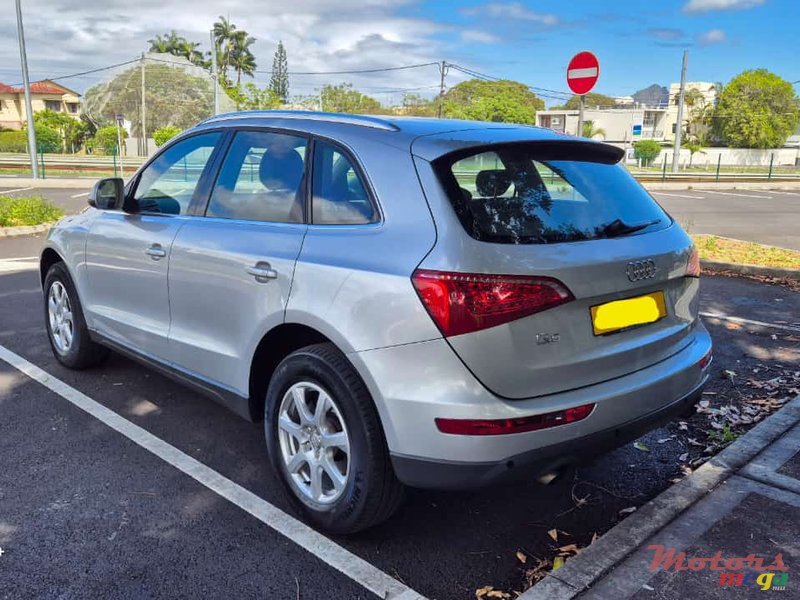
411,269,574,337
697,348,713,370
435,404,595,436
686,245,701,278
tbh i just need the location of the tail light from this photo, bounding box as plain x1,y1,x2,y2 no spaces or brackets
697,348,713,370
686,245,700,278
411,269,574,337
435,403,595,436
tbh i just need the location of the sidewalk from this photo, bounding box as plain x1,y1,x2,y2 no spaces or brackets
521,394,800,599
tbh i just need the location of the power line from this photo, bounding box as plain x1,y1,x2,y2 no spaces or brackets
7,58,140,87
446,62,572,100
259,62,441,76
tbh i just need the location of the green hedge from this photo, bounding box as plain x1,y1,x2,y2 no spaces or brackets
0,195,64,227
0,131,28,153
0,126,62,153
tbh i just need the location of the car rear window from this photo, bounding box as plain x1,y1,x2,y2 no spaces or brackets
433,143,670,244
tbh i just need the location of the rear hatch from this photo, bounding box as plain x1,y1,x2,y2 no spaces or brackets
413,138,700,399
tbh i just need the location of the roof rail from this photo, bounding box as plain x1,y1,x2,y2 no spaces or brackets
198,110,400,131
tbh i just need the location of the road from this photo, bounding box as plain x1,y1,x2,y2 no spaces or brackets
650,189,800,250
0,232,798,599
3,185,800,251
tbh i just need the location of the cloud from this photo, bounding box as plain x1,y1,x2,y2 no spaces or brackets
683,0,766,13
0,0,449,101
697,29,727,44
648,28,686,41
460,30,501,44
462,2,560,26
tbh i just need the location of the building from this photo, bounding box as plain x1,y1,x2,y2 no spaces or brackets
0,80,81,130
537,81,717,146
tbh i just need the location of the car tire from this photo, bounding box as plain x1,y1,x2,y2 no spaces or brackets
265,342,405,534
43,262,109,369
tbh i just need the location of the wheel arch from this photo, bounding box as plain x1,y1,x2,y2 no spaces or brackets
40,247,65,286
247,323,333,421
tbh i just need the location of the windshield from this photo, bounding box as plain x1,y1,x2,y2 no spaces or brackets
434,144,670,244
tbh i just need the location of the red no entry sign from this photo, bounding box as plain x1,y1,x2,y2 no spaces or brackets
566,51,599,95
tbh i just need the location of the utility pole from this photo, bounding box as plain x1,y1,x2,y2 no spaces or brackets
140,53,147,156
437,60,447,118
577,95,585,137
15,0,38,179
672,50,688,173
210,30,219,115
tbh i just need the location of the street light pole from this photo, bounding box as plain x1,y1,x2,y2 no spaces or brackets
141,53,147,156
672,50,688,173
210,30,219,115
15,0,38,179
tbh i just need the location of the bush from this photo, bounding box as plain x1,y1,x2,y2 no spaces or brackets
0,195,63,227
90,126,127,155
153,126,182,147
0,130,28,153
633,140,662,167
32,125,61,153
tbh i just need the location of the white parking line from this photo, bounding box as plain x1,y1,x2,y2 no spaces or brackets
70,191,89,198
765,190,800,196
0,344,426,600
652,192,705,199
701,190,772,199
700,312,800,333
0,287,39,299
0,186,34,194
0,258,39,273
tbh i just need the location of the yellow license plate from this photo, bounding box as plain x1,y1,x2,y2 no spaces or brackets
591,292,666,335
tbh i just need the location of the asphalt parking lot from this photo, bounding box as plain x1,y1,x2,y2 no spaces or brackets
3,185,800,250
0,232,798,599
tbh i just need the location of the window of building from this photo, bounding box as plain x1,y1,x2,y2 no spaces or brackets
66,103,79,114
44,100,61,112
207,130,308,223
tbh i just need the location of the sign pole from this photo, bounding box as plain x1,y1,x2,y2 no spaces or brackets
577,95,585,137
672,50,688,173
566,51,599,138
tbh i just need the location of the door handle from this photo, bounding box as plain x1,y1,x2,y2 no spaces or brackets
145,244,167,260
246,262,278,283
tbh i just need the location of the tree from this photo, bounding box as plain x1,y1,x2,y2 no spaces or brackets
270,41,289,103
319,83,383,114
564,93,617,109
684,141,706,167
89,125,127,155
713,69,800,149
398,93,435,116
442,79,544,124
33,109,91,152
148,31,207,67
153,125,182,147
21,124,61,153
226,83,282,110
83,63,214,135
212,16,237,88
582,120,606,139
230,31,257,85
633,139,662,166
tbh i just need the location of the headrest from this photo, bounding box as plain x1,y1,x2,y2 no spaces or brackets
475,169,512,197
260,149,304,192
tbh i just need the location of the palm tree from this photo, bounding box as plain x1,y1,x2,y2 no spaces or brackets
230,32,257,85
147,33,172,53
582,120,606,140
213,16,237,86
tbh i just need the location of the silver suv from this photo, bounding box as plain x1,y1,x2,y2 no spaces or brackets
41,111,712,533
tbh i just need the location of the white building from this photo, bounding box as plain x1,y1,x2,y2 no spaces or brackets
537,81,718,146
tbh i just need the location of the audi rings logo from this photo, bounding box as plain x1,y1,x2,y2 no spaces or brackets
626,259,658,282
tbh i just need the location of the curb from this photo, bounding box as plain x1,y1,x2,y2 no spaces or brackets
519,393,800,599
0,223,52,238
0,178,95,189
701,259,800,281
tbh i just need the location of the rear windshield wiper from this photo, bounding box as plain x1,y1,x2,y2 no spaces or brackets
598,218,661,239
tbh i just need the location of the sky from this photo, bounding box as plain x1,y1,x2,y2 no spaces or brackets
1,0,797,106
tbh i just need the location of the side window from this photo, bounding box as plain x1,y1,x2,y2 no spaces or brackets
133,132,221,215
312,141,376,225
207,130,308,223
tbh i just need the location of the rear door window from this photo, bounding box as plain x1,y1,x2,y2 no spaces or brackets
438,145,669,244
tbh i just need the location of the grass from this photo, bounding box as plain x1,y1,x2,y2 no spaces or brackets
0,195,64,227
692,234,800,270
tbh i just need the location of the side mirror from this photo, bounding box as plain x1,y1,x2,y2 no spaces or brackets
88,178,124,210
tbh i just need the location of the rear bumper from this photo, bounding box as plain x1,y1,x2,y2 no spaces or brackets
390,375,706,490
349,320,712,490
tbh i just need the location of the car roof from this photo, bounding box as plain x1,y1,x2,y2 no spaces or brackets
192,110,605,161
